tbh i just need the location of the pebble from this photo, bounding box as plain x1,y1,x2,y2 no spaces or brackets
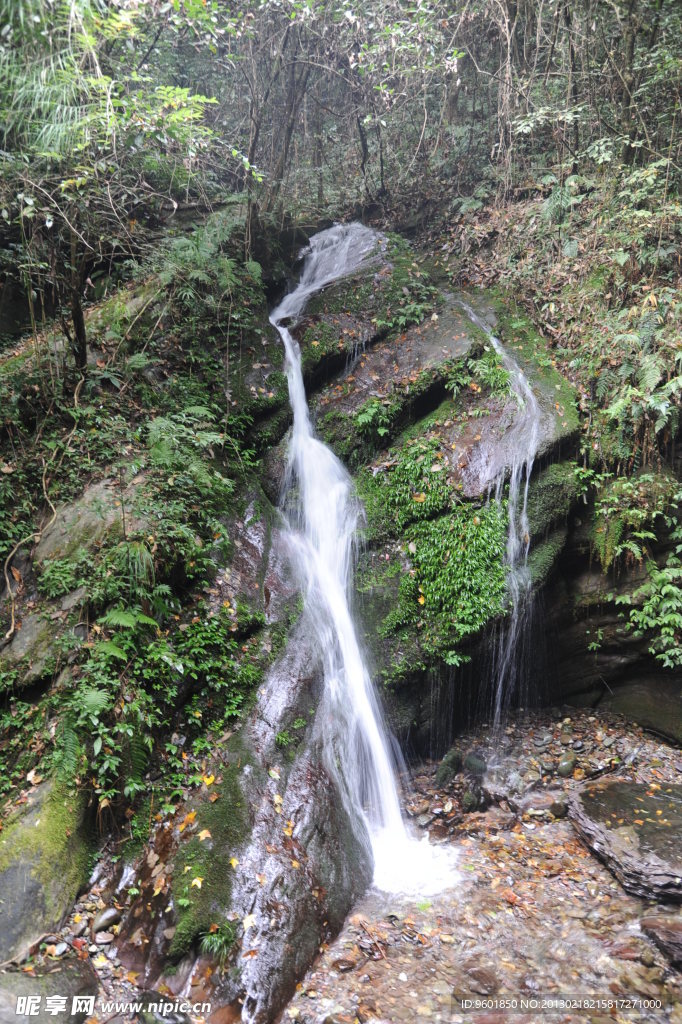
558,753,577,777
92,906,122,933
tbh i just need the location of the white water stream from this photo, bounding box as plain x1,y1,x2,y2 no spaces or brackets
270,224,457,894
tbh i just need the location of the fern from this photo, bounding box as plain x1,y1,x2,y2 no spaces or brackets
638,353,663,394
79,687,111,720
123,732,150,798
54,718,81,782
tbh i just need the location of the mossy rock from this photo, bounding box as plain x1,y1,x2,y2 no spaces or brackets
167,747,254,961
33,477,146,565
436,748,463,786
0,959,98,1023
0,780,92,962
526,462,578,538
528,527,568,589
0,611,55,686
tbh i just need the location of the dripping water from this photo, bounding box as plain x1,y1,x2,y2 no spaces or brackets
457,300,543,728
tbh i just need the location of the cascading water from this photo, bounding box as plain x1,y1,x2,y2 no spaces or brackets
457,301,543,727
271,223,456,894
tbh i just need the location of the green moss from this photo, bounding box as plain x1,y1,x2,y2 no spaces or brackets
526,462,579,537
528,527,567,588
0,781,91,923
490,294,580,437
304,270,376,318
168,739,256,960
384,502,507,663
358,436,455,542
300,321,340,372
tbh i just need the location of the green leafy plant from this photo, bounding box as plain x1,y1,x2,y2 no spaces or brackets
200,922,238,968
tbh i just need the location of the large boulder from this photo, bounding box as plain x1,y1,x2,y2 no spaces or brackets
0,781,92,963
0,960,98,1024
570,780,682,901
34,476,146,564
114,585,371,1024
600,678,682,745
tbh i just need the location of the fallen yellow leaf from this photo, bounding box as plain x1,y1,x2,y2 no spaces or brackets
243,914,257,931
229,856,239,869
202,774,215,787
198,829,212,841
179,811,196,832
191,877,203,889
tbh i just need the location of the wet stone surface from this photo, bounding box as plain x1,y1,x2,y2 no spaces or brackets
283,708,682,1024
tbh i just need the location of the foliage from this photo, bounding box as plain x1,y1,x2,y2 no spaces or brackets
200,922,238,968
617,554,682,668
592,471,681,570
383,502,507,667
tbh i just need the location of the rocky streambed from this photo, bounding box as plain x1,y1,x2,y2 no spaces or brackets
4,707,681,1024
284,707,682,1024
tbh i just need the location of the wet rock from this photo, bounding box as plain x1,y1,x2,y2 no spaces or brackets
550,795,568,818
557,752,577,777
460,807,515,834
138,991,191,1024
116,623,372,1024
0,781,91,963
570,781,682,901
0,959,98,1023
601,678,682,746
92,907,121,934
436,748,463,786
482,768,523,807
640,914,682,966
517,790,568,818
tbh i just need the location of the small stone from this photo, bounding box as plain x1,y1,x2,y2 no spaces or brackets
53,942,68,957
603,736,616,748
572,739,584,751
550,795,568,818
558,753,577,777
92,907,121,933
398,972,408,982
95,931,114,944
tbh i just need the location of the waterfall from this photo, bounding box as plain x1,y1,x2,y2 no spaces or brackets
457,301,543,727
271,223,456,894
